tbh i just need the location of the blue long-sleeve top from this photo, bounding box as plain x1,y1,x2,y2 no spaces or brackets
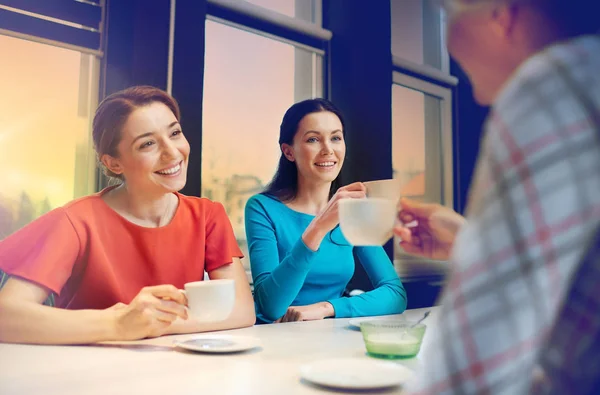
245,193,407,323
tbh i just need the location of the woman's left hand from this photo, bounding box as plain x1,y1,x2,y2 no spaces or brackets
276,302,335,323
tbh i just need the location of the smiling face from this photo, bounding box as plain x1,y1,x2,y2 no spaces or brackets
101,102,190,195
281,111,345,186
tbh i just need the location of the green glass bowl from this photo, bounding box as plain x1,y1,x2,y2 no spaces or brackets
360,320,427,359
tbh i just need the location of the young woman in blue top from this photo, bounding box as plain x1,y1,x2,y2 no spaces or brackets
245,99,407,324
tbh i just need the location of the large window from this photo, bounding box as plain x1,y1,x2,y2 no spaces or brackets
393,84,450,204
0,34,100,239
390,0,456,282
202,2,326,279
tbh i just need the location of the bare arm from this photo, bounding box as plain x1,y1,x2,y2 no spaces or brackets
0,278,187,345
394,198,466,261
0,277,117,344
166,258,256,334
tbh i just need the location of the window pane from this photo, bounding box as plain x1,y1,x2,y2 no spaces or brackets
203,21,322,277
391,0,444,69
392,83,448,276
0,35,99,239
392,84,444,203
243,0,319,24
392,85,426,197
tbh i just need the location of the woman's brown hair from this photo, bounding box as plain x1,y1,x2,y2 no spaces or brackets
92,86,181,179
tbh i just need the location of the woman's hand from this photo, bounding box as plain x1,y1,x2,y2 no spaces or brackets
393,198,466,261
302,182,366,251
0,278,188,344
112,285,188,340
276,302,335,323
164,258,256,335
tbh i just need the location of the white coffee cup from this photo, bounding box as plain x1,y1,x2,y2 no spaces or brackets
363,179,402,202
183,279,235,322
338,198,397,246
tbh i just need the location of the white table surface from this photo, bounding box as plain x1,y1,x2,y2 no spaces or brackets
0,307,436,395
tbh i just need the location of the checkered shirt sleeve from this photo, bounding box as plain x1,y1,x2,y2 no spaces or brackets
531,225,600,394
404,35,600,394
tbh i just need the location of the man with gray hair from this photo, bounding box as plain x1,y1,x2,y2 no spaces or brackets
395,0,600,393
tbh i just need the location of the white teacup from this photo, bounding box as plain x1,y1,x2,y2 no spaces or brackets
184,279,235,322
339,198,397,246
363,179,402,202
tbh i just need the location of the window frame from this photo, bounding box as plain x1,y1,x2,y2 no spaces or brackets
392,71,454,282
391,0,455,86
203,0,328,102
0,0,105,197
0,34,102,239
0,0,105,55
207,0,329,41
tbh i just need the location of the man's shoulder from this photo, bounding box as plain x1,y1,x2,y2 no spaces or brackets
495,35,600,122
488,35,600,157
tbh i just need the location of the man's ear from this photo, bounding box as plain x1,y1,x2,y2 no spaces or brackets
281,144,295,162
100,154,123,175
490,1,518,39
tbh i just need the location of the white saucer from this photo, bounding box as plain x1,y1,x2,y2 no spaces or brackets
300,358,414,390
175,335,261,353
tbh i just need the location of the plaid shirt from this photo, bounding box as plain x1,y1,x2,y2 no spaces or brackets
406,34,600,394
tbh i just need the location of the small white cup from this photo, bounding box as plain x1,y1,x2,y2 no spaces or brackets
363,179,402,202
183,279,235,322
339,198,397,246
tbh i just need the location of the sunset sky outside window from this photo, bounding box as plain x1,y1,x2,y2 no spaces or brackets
202,20,300,246
202,20,295,197
0,35,97,239
202,0,304,273
392,84,426,197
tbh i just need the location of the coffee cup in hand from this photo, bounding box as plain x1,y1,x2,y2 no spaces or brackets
363,179,402,202
183,279,235,322
339,198,396,246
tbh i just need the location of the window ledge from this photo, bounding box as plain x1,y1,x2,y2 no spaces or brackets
393,56,458,87
207,0,332,41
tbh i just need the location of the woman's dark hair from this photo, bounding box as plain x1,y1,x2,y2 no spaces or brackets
263,98,346,201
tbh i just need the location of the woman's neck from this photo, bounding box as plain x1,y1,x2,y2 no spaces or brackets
287,177,332,215
104,184,177,227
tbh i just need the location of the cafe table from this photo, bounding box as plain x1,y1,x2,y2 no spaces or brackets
0,307,436,395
